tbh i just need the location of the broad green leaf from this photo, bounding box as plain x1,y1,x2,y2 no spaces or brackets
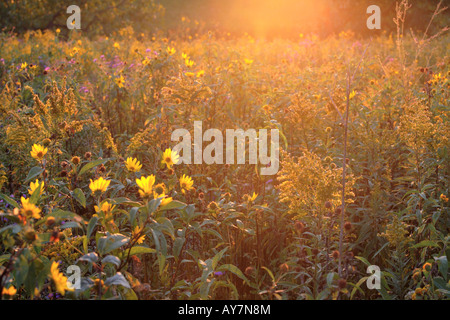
0,193,19,208
51,209,84,223
86,216,98,240
124,246,156,257
98,233,129,255
159,200,186,211
173,237,185,259
25,166,44,183
412,240,440,249
217,264,249,284
102,255,121,267
72,188,86,208
212,247,228,270
105,272,131,288
78,252,99,264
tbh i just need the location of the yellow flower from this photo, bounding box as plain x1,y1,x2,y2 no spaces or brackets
113,42,120,49
185,72,195,78
161,148,179,168
50,261,74,296
29,179,44,196
250,192,258,202
94,201,116,216
153,183,167,197
132,226,146,244
167,47,176,55
56,28,61,34
196,70,205,78
30,144,48,161
20,62,28,70
422,262,432,272
20,197,41,219
182,52,189,60
115,75,125,88
136,175,156,198
2,286,17,296
160,196,173,206
142,57,150,65
89,177,111,194
244,58,253,65
125,157,142,172
349,90,356,100
179,174,194,194
185,59,195,68
440,194,449,202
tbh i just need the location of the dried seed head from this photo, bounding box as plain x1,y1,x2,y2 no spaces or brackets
338,279,347,289
71,156,80,165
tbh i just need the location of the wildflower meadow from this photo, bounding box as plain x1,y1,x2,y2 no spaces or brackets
0,0,449,303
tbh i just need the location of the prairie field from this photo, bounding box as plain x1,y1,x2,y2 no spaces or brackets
0,0,449,301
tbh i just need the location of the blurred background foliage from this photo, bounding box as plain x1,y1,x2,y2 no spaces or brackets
1,0,449,38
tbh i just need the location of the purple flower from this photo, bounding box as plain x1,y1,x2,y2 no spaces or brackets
214,271,225,276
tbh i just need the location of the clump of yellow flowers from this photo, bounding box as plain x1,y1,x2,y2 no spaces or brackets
379,214,412,248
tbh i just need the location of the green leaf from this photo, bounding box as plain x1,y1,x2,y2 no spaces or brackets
261,266,275,282
125,246,156,256
217,264,249,284
173,237,185,259
109,197,141,207
25,166,44,183
0,254,11,266
159,200,187,211
79,158,111,176
98,233,129,255
412,240,440,249
78,252,99,264
86,216,98,240
158,252,166,277
102,255,121,267
72,188,86,208
434,256,448,281
212,247,228,270
105,272,131,289
355,256,372,266
350,277,368,299
0,193,19,208
51,209,84,223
